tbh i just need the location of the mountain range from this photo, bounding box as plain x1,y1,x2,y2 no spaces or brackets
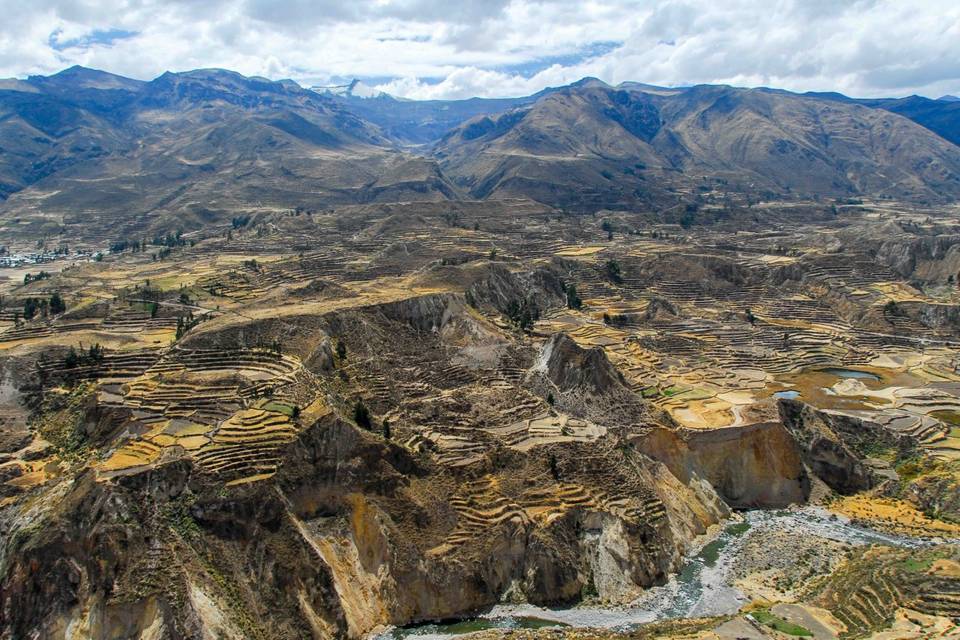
2,66,960,243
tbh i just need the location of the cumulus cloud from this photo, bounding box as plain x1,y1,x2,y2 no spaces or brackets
0,0,957,99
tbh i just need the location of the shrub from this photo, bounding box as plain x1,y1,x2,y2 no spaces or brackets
353,399,372,430
49,292,66,315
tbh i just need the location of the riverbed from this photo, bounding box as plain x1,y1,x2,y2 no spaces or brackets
382,507,940,639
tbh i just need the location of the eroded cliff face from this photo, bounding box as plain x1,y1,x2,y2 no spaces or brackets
634,422,810,509
875,234,960,282
777,399,910,494
527,332,653,426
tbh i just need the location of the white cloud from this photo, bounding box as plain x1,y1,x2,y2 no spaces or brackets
0,0,957,99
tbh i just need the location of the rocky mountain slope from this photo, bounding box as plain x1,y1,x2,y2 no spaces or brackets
0,67,457,242
436,83,960,209
808,90,960,147
2,68,960,243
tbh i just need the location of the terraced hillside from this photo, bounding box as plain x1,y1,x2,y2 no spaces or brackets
1,197,960,638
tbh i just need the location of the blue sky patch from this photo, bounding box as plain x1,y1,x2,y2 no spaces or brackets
48,28,139,52
496,40,622,78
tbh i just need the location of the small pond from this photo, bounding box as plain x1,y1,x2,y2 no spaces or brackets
773,390,800,400
818,367,881,381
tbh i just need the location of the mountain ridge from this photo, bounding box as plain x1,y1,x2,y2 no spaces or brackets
1,66,959,241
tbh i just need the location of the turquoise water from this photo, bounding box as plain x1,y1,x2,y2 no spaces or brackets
819,368,880,381
773,390,801,399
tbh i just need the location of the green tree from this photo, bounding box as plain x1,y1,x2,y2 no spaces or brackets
23,298,38,320
64,347,79,369
605,260,622,283
353,399,371,430
49,292,66,315
565,284,582,310
382,418,391,440
88,343,104,362
336,338,347,361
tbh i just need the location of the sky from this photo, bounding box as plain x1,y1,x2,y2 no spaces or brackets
1,0,959,100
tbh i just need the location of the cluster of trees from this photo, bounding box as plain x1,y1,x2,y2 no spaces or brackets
64,342,104,369
601,219,615,240
110,231,189,255
605,259,622,284
267,340,283,357
505,298,540,332
22,292,66,320
110,238,145,253
153,231,187,248
602,312,628,327
175,312,200,340
231,215,252,229
23,271,51,285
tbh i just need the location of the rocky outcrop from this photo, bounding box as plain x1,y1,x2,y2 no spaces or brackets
375,293,462,333
635,422,810,508
643,296,681,321
875,233,960,282
527,332,650,425
536,333,625,396
777,399,909,494
466,263,566,316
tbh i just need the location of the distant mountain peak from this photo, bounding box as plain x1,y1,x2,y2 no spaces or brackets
938,94,960,102
28,65,144,91
311,78,385,99
569,76,611,89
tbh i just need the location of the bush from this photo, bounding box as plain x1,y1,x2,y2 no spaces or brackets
49,292,66,315
353,399,371,430
605,260,622,283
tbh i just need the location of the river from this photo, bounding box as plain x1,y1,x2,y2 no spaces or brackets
381,506,941,639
